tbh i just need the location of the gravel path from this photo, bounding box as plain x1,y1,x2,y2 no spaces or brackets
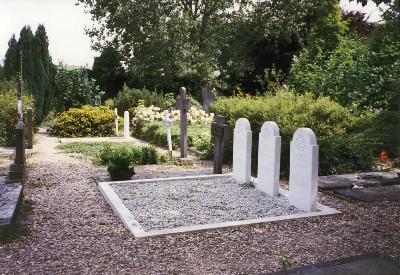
1,131,400,274
113,178,302,231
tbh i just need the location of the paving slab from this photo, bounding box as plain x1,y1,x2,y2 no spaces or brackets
318,172,399,191
334,185,400,202
271,254,400,275
0,182,23,236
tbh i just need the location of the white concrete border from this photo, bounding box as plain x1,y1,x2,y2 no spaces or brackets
98,174,341,238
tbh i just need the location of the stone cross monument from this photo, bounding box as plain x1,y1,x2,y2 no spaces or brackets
211,115,228,174
17,50,23,122
175,87,191,159
162,110,173,159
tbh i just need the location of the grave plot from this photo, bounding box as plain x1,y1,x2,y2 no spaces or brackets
99,118,340,238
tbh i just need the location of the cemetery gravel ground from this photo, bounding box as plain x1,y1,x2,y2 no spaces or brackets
1,131,400,274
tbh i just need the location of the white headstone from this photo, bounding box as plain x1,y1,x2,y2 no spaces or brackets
232,118,252,183
162,110,173,159
256,121,281,196
289,128,319,212
123,111,130,138
114,108,119,136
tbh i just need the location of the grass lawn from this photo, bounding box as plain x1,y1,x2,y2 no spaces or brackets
56,142,167,165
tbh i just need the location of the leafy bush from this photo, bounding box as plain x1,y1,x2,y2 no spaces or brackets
49,106,114,137
54,67,104,112
115,86,167,112
289,35,400,113
210,90,360,176
114,85,203,114
0,89,33,146
99,143,161,180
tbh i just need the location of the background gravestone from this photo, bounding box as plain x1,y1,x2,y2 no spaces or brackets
256,121,281,196
202,86,216,113
123,111,130,138
289,128,319,212
162,110,173,159
26,107,33,149
175,87,191,160
232,118,252,183
211,115,228,174
114,108,119,136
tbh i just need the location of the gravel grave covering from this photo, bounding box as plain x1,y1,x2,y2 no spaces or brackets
112,177,303,231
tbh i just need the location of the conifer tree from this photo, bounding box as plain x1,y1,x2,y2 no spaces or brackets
4,35,18,80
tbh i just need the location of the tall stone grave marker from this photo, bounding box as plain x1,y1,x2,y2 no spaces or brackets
211,115,228,174
162,110,173,159
257,121,281,196
114,108,119,136
27,107,33,149
289,128,319,212
123,111,130,138
176,87,191,159
232,118,252,183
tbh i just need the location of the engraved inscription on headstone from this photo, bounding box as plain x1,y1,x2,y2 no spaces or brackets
289,128,319,212
232,118,252,183
256,121,281,196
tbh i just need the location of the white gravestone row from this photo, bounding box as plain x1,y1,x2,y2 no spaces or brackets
232,118,318,212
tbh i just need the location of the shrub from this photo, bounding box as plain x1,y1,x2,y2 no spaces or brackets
114,86,167,112
99,144,161,180
0,89,33,146
131,101,214,126
49,106,114,137
54,67,104,112
210,90,359,176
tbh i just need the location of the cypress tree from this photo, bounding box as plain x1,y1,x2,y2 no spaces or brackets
4,35,18,80
33,24,55,120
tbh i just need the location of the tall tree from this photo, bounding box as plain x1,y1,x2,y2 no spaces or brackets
78,0,247,97
3,25,56,122
91,47,126,99
3,35,19,80
33,24,56,120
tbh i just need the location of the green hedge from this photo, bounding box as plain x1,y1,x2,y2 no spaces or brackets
49,106,114,137
210,91,362,176
0,90,33,146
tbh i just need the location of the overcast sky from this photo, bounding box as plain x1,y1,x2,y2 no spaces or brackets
0,0,385,68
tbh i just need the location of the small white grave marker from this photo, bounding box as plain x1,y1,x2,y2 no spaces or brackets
114,108,119,136
256,121,281,196
232,118,252,183
289,128,319,212
124,111,130,138
162,110,173,159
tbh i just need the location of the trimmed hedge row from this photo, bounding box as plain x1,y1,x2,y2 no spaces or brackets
209,91,376,176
